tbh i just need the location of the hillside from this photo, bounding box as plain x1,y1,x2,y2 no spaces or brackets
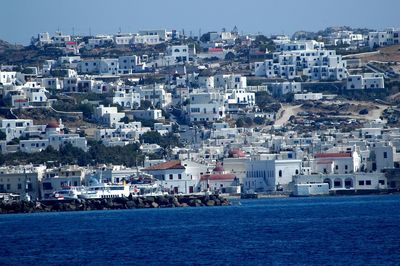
351,45,400,63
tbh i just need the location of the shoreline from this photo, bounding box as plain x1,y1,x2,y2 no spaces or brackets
225,190,400,200
2,191,399,215
0,194,229,215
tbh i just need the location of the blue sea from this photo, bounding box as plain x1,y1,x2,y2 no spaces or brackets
1,195,400,266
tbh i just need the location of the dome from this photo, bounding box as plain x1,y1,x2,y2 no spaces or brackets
213,163,224,173
228,148,246,158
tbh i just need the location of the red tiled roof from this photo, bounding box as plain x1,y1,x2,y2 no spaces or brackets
315,152,351,158
200,173,236,181
208,48,223,53
228,148,246,158
46,121,60,128
143,160,185,171
66,41,76,45
15,99,28,102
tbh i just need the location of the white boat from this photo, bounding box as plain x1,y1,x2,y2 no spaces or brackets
130,183,168,197
79,183,130,199
50,187,82,200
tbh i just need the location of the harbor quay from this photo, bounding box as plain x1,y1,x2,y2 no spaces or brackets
0,194,229,214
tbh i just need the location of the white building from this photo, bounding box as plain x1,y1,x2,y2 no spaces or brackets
0,71,17,85
254,60,297,80
36,32,52,46
138,29,169,41
166,45,190,64
42,77,62,90
346,73,385,90
77,58,119,75
369,142,394,172
255,47,347,81
94,122,149,144
368,28,400,48
295,173,387,192
118,55,142,74
52,31,71,45
87,35,114,48
188,92,226,123
244,159,302,192
135,85,172,108
0,165,46,200
225,89,255,113
312,151,361,175
94,105,126,127
114,35,133,46
133,34,161,45
142,160,208,194
276,40,324,52
1,119,35,142
294,92,323,101
132,109,163,121
41,165,86,199
113,87,141,109
214,74,247,89
269,82,301,96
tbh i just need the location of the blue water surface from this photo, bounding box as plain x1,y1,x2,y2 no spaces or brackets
1,195,400,266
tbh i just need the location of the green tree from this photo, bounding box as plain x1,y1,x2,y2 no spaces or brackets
253,117,265,125
255,91,274,111
236,118,244,127
244,117,253,126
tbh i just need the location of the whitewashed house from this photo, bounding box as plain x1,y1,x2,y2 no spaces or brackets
346,73,385,90
143,160,208,194
244,159,302,192
188,92,226,123
94,105,125,127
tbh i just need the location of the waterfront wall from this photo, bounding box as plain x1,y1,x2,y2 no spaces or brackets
0,194,230,214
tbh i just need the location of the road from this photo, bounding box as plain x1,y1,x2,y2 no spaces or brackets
274,105,303,126
274,101,387,126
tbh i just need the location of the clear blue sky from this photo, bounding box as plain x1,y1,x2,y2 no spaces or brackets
1,0,399,44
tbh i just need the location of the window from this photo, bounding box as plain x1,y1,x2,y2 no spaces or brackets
384,152,388,159
169,174,173,180
366,180,372,185
379,180,385,185
178,174,182,180
6,184,10,190
345,165,348,170
278,170,282,177
359,180,364,186
18,184,22,190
